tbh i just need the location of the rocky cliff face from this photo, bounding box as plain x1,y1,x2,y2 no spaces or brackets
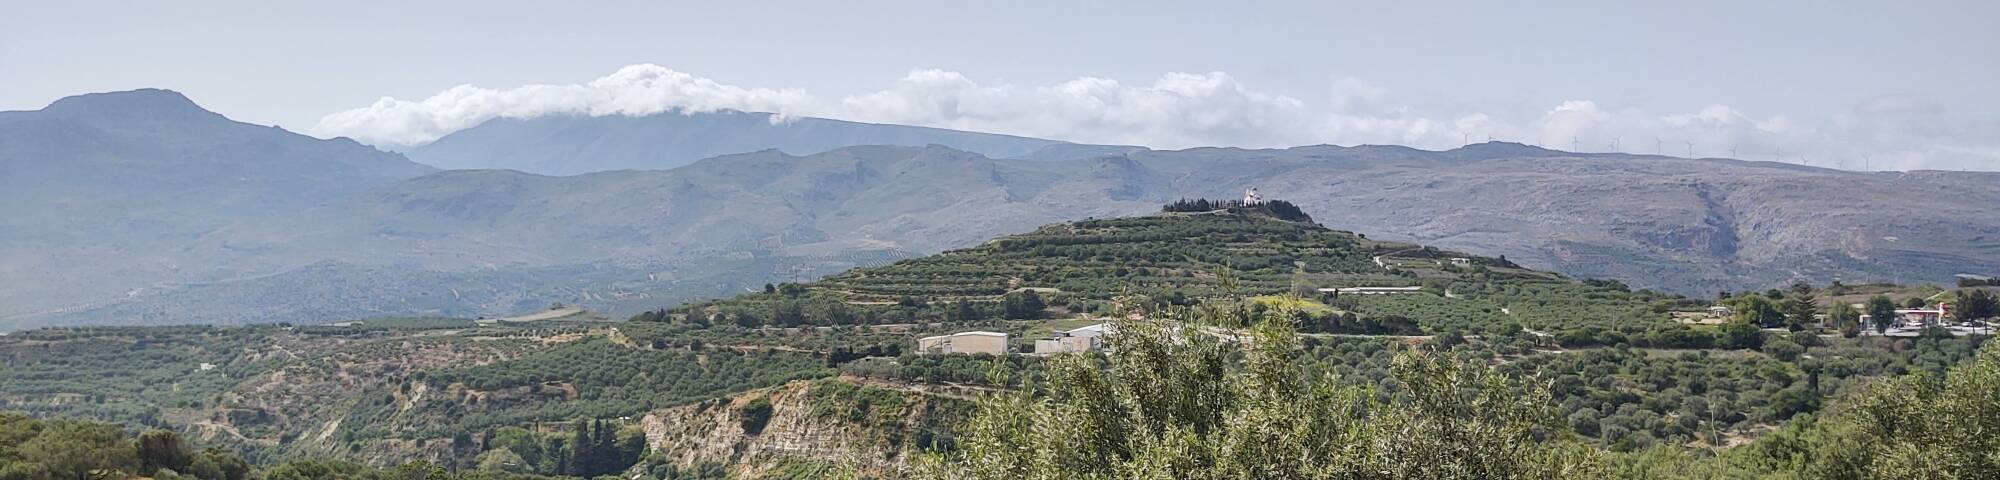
640,379,973,475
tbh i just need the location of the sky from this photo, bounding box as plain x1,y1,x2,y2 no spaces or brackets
3,0,1997,171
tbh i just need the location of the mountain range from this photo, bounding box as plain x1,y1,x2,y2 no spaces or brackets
404,110,1102,175
0,89,435,326
3,89,1996,329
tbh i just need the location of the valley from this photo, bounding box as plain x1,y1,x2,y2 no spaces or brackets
7,4,1996,478
4,206,1992,478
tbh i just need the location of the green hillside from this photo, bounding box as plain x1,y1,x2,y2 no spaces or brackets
1,206,1993,478
660,205,1693,344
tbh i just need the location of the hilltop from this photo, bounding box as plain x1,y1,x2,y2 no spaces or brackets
663,208,1687,345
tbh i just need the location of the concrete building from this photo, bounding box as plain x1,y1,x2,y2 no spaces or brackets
917,331,1010,355
1898,308,1949,326
1448,257,1473,267
1035,323,1113,354
1860,307,1952,328
1243,187,1264,205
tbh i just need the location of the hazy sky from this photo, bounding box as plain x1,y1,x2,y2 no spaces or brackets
4,1,1996,170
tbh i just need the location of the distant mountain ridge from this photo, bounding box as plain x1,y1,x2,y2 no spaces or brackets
405,110,1085,175
0,89,435,326
4,89,1997,330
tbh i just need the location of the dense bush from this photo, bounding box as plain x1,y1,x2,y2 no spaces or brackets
918,307,1603,478
739,397,774,435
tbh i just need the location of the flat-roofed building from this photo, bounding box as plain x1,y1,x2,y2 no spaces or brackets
918,331,1010,355
1035,323,1114,354
918,334,950,353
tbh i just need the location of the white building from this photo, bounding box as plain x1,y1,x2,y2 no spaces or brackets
1858,307,1952,328
1243,187,1264,205
917,331,1010,355
1035,323,1113,354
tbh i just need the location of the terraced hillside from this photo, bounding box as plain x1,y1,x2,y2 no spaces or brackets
3,207,1991,478
668,204,1687,342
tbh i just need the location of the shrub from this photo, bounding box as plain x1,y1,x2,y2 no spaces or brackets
740,397,775,435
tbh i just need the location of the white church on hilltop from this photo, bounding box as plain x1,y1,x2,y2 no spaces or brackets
1243,187,1264,205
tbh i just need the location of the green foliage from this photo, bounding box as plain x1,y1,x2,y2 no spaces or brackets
1517,335,1987,455
137,429,194,475
1000,290,1046,320
660,213,1388,327
1904,297,1928,309
1724,294,1786,328
1868,295,1899,334
403,338,830,435
1763,339,1806,362
1391,278,1679,343
1783,283,1818,331
1955,289,1998,322
1830,302,1862,338
187,448,251,480
555,418,637,477
1161,198,1315,223
917,305,1603,479
0,325,277,426
1718,320,1765,350
1710,339,2000,478
798,379,977,454
473,448,529,474
740,397,775,435
0,414,139,480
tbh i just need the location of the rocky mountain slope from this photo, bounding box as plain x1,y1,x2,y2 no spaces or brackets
1169,145,2000,295
17,143,1159,328
0,90,435,327
405,110,1072,175
5,91,1995,329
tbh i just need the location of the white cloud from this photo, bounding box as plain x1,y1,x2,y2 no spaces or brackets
310,64,815,147
838,69,1311,149
313,64,2000,171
